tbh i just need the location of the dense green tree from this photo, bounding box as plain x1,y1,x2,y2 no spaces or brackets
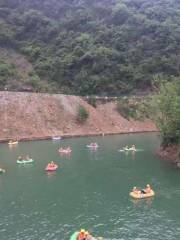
0,61,17,88
0,0,179,94
150,79,180,146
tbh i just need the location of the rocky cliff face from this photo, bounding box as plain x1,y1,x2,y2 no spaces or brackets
0,91,157,141
157,145,180,165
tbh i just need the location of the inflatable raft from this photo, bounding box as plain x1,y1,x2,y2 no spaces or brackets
70,232,101,240
45,164,58,171
0,168,6,173
8,141,18,145
52,136,61,140
130,190,155,199
70,232,79,240
59,148,72,154
119,147,136,152
87,144,99,148
17,159,34,164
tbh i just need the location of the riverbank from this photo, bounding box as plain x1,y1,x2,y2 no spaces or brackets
0,130,158,143
157,145,180,165
0,91,157,142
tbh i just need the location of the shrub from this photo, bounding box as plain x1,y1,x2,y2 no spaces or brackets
87,97,97,108
0,61,17,87
116,99,132,119
116,98,144,120
149,80,180,146
28,72,41,89
76,105,89,123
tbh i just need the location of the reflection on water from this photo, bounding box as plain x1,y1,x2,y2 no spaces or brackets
8,144,18,150
125,150,136,158
46,171,57,178
88,148,98,153
131,197,154,208
59,152,72,157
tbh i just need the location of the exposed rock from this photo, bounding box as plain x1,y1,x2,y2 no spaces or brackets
156,145,179,165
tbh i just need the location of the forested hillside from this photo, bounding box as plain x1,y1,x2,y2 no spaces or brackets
0,0,180,95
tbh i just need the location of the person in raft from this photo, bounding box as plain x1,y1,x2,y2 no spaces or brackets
50,161,55,167
133,187,141,194
133,184,152,194
18,156,23,161
131,145,136,150
85,232,97,240
77,230,97,240
140,184,152,194
77,229,86,240
144,184,152,193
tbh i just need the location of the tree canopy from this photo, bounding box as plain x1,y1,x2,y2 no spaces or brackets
150,79,180,146
0,0,180,94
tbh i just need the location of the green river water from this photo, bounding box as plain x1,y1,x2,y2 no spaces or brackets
0,133,180,240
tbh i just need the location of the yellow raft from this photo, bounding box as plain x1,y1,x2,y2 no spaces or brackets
8,141,18,145
130,190,155,199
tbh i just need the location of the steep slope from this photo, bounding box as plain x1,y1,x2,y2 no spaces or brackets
0,48,33,78
0,47,33,90
97,101,156,133
0,48,54,91
0,91,157,141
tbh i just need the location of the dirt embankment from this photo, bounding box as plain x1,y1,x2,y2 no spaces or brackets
0,91,157,142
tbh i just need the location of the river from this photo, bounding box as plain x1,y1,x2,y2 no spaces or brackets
0,133,180,240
